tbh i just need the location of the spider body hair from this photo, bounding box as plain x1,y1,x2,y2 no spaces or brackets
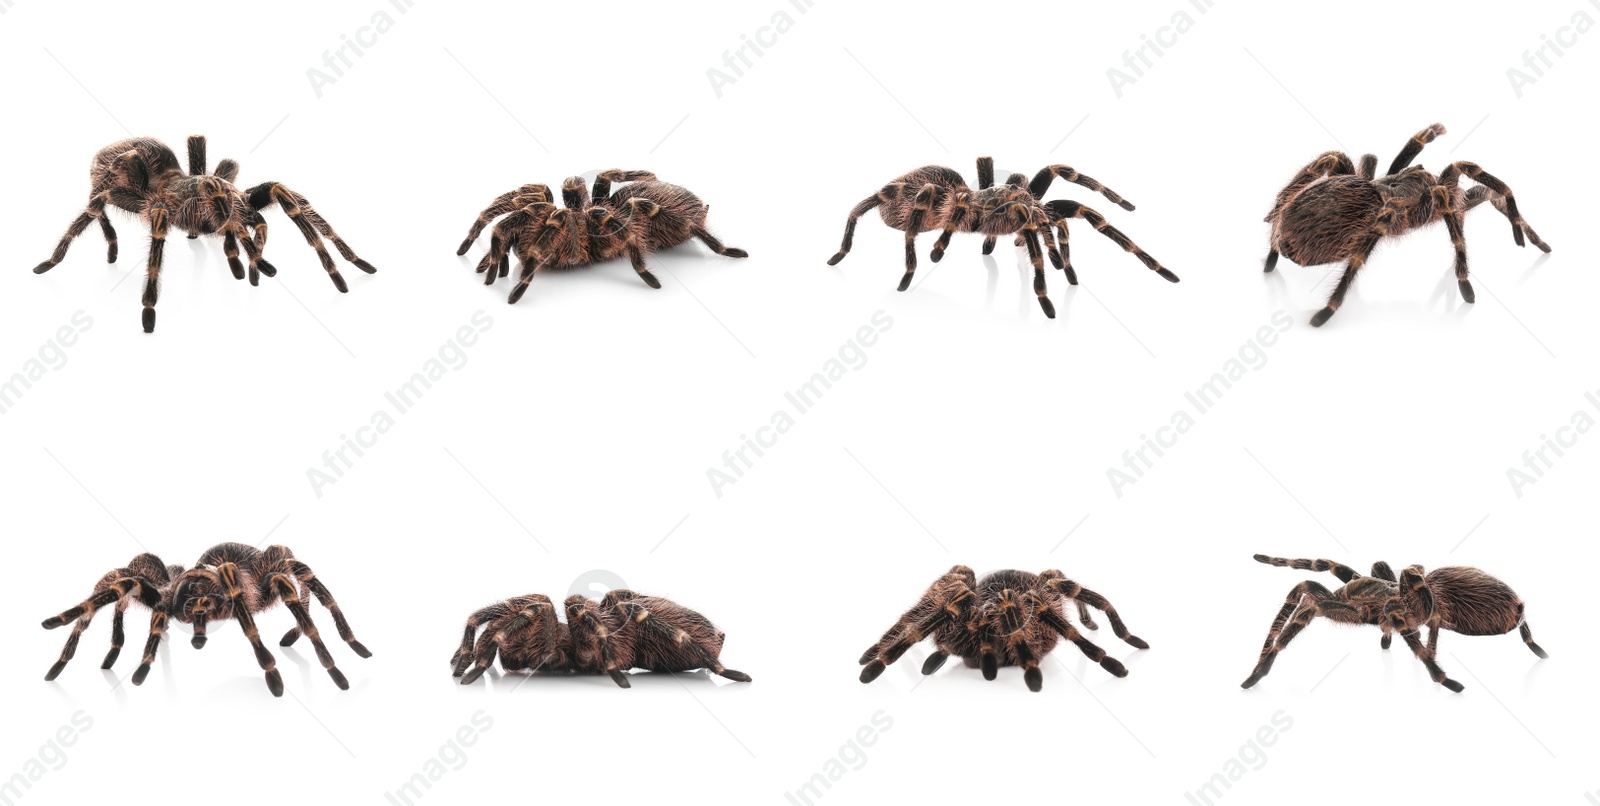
32,136,375,332
858,566,1149,692
452,588,752,688
458,171,748,304
827,157,1176,319
40,542,370,697
1263,124,1551,326
1242,554,1547,693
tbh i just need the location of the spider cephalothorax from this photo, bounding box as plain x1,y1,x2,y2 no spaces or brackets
457,170,748,304
1263,123,1551,326
41,542,371,696
826,157,1178,318
858,566,1149,692
1241,554,1548,692
452,587,752,688
31,136,376,332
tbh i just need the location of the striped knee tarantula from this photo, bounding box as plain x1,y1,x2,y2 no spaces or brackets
858,566,1149,692
826,157,1178,318
1242,554,1548,692
41,543,370,696
457,171,748,304
452,588,752,687
1264,123,1551,326
31,136,376,332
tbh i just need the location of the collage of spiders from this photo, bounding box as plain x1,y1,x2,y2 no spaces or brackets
31,123,1554,696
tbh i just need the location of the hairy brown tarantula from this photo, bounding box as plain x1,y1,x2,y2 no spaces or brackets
457,171,748,304
41,543,370,696
827,157,1178,318
452,588,752,687
1242,554,1548,692
1264,123,1551,326
31,136,376,332
858,566,1149,692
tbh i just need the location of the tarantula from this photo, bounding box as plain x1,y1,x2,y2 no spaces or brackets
451,588,752,687
40,542,371,696
858,566,1149,692
1264,123,1551,326
31,136,376,332
826,157,1178,318
1242,554,1548,692
457,171,748,304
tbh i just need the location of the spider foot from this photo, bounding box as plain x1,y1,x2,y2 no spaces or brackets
1099,656,1128,678
354,259,377,274
100,647,121,669
920,651,949,676
132,663,153,685
859,659,886,683
1024,667,1043,692
265,669,284,697
1309,307,1336,328
328,668,350,690
459,666,488,685
350,640,372,659
142,308,156,334
1441,678,1464,693
722,248,749,259
718,668,752,683
608,670,631,689
1458,280,1475,304
826,252,847,266
44,661,67,681
1124,635,1150,650
930,247,946,263
1038,296,1057,319
191,635,206,649
1157,268,1180,283
32,261,56,274
640,271,662,289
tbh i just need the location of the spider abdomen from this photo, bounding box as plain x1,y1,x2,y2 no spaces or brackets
1272,176,1384,266
607,182,711,251
1428,566,1525,636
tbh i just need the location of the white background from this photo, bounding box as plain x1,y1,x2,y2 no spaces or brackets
0,0,1595,803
